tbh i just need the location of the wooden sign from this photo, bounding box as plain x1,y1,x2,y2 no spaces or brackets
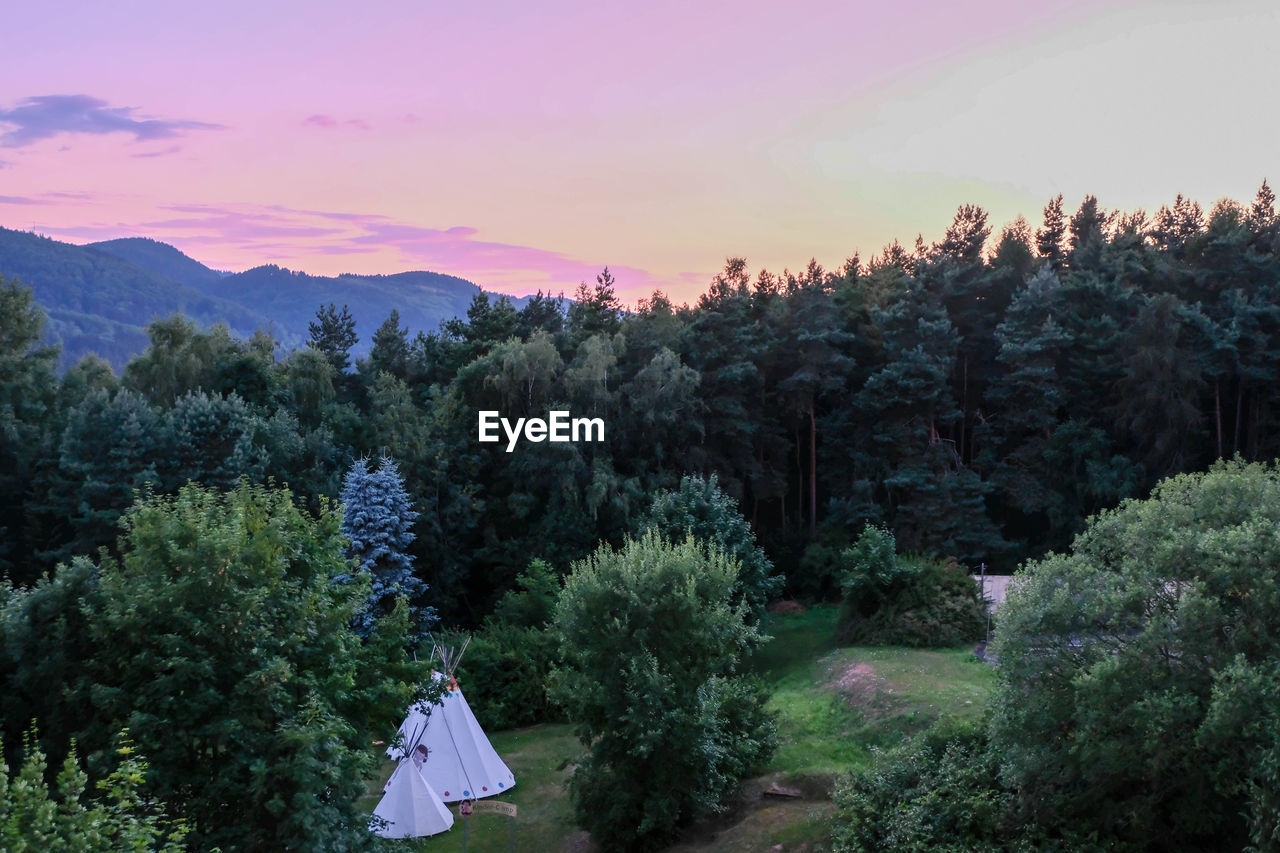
471,800,518,818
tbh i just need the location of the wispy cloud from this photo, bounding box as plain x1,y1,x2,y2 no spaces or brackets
132,144,184,158
303,114,370,130
0,194,39,205
0,95,224,148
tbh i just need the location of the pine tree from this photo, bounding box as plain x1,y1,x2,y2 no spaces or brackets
338,456,433,636
308,303,357,373
0,277,57,579
567,267,623,344
1035,194,1066,270
366,309,409,379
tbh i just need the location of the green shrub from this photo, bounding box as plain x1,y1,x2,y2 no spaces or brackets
990,460,1280,849
1,728,189,852
0,482,423,852
830,723,1102,853
435,625,562,730
435,559,565,730
835,526,985,647
640,474,783,622
550,532,776,851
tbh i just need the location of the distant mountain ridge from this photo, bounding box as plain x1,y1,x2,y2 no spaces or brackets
0,228,526,369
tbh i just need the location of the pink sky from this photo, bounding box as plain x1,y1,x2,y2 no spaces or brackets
2,0,1277,305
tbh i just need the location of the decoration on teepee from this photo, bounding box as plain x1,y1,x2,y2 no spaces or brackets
385,637,518,802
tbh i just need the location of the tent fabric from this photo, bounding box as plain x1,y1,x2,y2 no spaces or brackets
370,755,455,838
387,672,517,802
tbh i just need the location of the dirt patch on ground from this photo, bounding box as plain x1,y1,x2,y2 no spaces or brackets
665,772,837,851
564,829,596,852
823,658,894,713
766,599,807,614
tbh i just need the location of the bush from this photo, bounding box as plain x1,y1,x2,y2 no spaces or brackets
639,474,783,622
550,532,775,851
0,482,426,852
433,559,564,730
835,526,985,647
830,723,1102,853
990,460,1280,849
435,626,561,731
1,728,189,852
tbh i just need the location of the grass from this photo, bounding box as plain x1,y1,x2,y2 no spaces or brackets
364,604,997,851
361,723,580,852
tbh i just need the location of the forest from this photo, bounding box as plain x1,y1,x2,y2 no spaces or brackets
3,183,1280,850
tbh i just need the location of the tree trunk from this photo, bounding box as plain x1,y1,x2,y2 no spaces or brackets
809,405,817,537
960,354,969,463
795,425,803,530
1235,382,1244,456
1215,379,1223,460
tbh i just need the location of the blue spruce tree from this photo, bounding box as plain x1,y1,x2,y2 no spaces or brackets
338,455,434,636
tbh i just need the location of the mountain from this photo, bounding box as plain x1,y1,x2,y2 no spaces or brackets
0,229,525,369
0,228,273,368
195,264,510,361
89,237,227,289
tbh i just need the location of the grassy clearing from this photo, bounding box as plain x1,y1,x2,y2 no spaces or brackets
677,604,996,851
362,604,996,851
361,723,580,852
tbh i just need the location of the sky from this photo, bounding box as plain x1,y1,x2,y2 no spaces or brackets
2,0,1277,305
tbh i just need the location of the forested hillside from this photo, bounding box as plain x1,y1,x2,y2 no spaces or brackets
0,228,271,367
0,229,521,368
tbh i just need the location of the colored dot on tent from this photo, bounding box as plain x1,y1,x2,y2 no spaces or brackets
463,790,471,797
444,791,450,797
482,786,488,791
499,783,505,789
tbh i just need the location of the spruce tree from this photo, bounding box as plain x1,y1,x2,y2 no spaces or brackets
1035,194,1066,270
338,456,433,636
366,309,409,380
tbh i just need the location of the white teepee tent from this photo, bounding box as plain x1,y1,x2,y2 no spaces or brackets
387,641,517,802
371,733,454,837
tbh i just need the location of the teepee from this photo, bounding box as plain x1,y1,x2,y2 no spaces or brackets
387,640,517,802
371,721,454,837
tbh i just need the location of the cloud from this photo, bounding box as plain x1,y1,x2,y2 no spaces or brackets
0,95,224,148
303,114,370,130
132,144,184,158
145,204,347,242
0,195,39,205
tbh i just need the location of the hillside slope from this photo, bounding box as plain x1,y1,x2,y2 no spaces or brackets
0,228,271,367
1,228,532,369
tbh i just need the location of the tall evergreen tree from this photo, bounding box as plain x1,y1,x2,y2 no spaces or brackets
365,308,409,380
307,303,357,373
1035,194,1067,270
338,456,433,636
567,267,623,345
0,277,57,579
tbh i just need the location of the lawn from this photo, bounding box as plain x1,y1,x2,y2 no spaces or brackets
366,604,996,851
